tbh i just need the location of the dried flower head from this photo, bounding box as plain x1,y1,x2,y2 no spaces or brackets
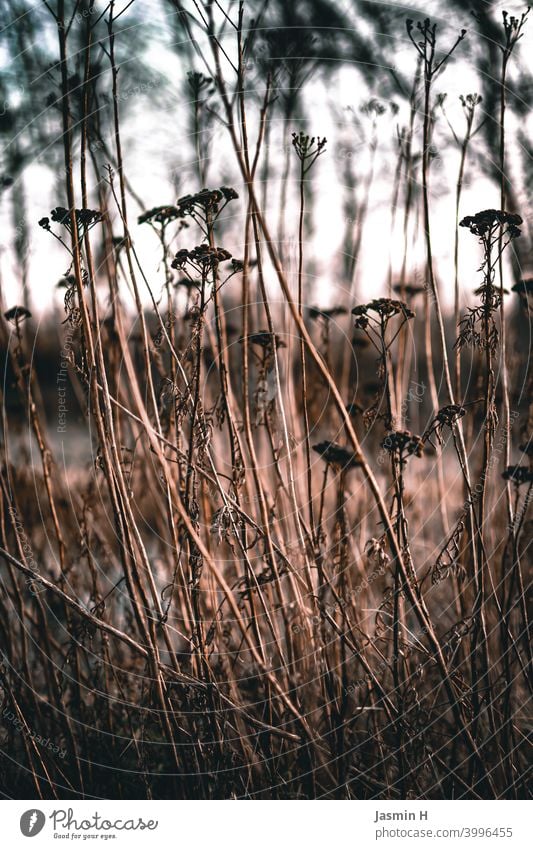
423,404,467,446
66,207,102,232
50,206,73,227
171,244,232,271
4,305,32,324
187,71,215,99
502,8,530,51
457,209,523,353
138,205,186,227
459,209,522,240
352,298,414,321
312,441,361,470
381,430,424,459
292,132,327,163
474,283,510,297
502,465,533,486
406,17,467,70
40,206,103,238
220,186,239,201
175,186,238,224
308,305,347,321
239,331,286,350
56,274,76,290
352,310,369,330
361,98,386,118
392,282,426,298
436,404,466,428
459,93,482,110
511,278,533,296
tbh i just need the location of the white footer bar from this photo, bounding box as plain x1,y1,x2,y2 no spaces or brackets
4,799,530,848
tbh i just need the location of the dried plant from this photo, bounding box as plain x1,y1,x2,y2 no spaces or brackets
0,0,529,804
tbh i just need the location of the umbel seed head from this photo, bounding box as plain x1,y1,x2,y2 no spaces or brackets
312,441,361,470
4,305,32,324
459,209,522,239
502,465,533,486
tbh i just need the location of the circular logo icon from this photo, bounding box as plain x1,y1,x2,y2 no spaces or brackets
20,810,46,837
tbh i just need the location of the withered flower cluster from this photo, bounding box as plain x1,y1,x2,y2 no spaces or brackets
138,205,187,227
39,206,103,238
292,133,327,163
350,302,414,430
238,331,286,350
423,404,467,447
437,403,467,426
381,430,424,459
352,298,414,330
176,186,238,220
459,209,522,240
459,93,482,110
502,465,533,486
292,133,327,178
171,245,232,271
392,282,426,298
406,17,467,61
187,70,215,100
4,305,32,324
457,209,523,352
308,306,347,321
512,278,533,296
502,8,530,47
312,441,361,470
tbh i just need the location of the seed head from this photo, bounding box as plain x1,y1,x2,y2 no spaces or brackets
459,209,522,239
381,430,424,458
4,305,32,324
392,282,426,298
312,441,361,470
238,330,286,349
512,278,533,295
436,404,466,427
176,186,238,220
171,245,232,270
292,132,327,161
308,305,347,321
352,298,415,324
502,465,533,486
39,206,103,236
138,205,185,226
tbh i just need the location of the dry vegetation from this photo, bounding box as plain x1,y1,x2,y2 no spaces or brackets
0,0,531,799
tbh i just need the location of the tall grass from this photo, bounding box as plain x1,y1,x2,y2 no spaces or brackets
0,1,530,799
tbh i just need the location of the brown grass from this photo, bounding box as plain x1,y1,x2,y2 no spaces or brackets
0,1,530,800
